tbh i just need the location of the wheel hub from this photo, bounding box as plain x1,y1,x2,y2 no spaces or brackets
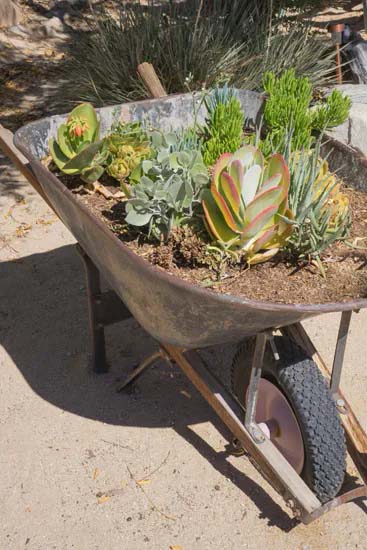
248,378,305,474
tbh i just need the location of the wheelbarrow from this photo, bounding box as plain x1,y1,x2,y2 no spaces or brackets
1,65,367,525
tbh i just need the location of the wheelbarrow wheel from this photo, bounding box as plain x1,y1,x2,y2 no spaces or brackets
231,336,346,503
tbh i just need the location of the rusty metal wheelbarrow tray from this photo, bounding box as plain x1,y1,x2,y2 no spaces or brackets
2,89,366,525
11,92,367,349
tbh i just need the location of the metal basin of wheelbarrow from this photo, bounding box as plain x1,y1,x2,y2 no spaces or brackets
12,91,367,349
3,88,366,525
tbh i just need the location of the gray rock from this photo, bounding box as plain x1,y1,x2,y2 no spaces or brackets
0,0,22,28
327,85,367,156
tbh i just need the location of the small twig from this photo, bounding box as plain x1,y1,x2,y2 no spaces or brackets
141,451,171,481
127,465,176,521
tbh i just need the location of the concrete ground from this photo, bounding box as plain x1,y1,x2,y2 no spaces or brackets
1,155,367,550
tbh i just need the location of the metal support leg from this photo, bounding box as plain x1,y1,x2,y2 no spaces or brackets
330,311,352,405
76,245,108,373
244,332,268,443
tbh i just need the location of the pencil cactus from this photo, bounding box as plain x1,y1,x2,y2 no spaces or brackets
202,145,293,264
49,103,106,184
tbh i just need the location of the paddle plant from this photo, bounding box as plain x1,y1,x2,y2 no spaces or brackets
49,103,106,184
202,145,293,265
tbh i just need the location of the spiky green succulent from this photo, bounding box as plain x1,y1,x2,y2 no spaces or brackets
202,145,293,265
261,70,351,156
125,146,209,241
202,86,244,167
49,103,106,184
285,144,351,259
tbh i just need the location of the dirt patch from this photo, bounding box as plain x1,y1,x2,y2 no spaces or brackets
57,171,367,305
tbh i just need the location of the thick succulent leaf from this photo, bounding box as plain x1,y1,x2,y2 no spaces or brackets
263,154,290,191
125,207,153,227
81,164,105,184
241,205,278,240
68,103,99,142
211,184,240,233
57,124,75,158
250,225,279,253
247,247,279,266
202,190,238,243
164,132,178,147
64,141,102,171
232,145,264,169
219,172,241,217
241,164,262,206
177,151,191,167
193,173,209,187
228,160,243,192
49,138,79,174
212,153,233,189
231,145,256,168
259,173,282,193
244,186,283,224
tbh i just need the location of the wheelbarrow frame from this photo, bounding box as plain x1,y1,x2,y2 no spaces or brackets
1,64,366,524
75,243,367,524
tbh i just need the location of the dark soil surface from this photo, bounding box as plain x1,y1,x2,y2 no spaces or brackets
61,172,367,305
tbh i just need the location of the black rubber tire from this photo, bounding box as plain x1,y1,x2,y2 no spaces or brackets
231,336,346,503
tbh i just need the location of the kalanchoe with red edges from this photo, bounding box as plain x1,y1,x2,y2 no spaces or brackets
202,145,294,265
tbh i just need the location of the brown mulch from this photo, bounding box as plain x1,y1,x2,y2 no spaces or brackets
63,173,367,305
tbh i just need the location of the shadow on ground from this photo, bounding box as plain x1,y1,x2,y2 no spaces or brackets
0,242,297,531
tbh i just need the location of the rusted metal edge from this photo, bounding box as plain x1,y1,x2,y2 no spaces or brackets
0,123,56,214
302,485,367,525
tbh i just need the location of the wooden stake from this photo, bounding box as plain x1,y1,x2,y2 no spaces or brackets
137,63,167,99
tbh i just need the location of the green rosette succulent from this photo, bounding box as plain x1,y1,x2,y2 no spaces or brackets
106,121,151,187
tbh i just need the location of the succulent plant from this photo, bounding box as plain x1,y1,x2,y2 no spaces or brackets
261,70,351,155
49,103,106,184
286,145,351,259
106,121,151,187
125,147,209,241
202,86,244,167
202,145,293,265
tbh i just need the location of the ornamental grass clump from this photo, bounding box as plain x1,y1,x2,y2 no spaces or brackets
202,145,293,265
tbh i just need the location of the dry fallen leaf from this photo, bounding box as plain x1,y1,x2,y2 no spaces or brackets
169,545,182,550
137,479,151,485
97,495,110,504
92,468,99,480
